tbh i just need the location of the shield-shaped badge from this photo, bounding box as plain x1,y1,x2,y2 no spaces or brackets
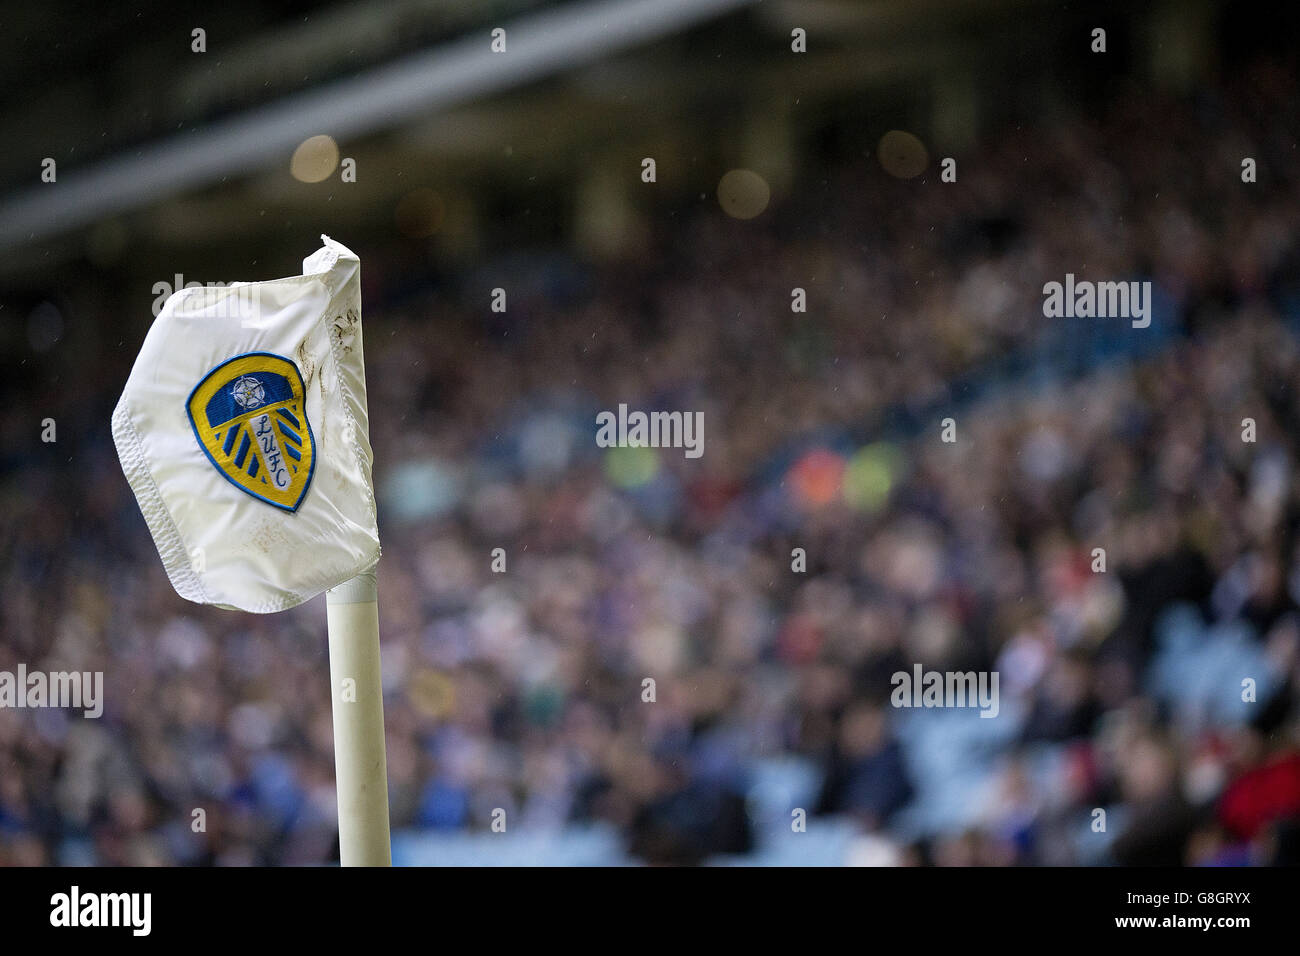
186,352,316,512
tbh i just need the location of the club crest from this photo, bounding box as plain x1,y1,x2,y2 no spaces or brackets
186,352,316,512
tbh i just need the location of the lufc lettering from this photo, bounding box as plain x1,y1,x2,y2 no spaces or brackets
254,414,290,490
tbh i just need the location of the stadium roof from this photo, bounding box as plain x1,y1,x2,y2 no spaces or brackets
0,0,1179,281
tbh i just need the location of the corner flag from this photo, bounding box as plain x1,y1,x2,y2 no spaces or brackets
112,235,391,865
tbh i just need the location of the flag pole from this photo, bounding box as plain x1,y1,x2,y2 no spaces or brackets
326,568,392,866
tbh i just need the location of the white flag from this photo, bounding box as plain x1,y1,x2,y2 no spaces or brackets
112,236,380,613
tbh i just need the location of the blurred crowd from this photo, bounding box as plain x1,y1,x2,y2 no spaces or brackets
2,53,1300,866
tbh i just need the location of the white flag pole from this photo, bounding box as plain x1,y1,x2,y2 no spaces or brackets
326,568,391,866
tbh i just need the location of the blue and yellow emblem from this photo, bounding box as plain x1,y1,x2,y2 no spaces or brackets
186,352,316,512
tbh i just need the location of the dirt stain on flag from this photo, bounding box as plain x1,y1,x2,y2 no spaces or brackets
295,341,316,387
250,517,292,557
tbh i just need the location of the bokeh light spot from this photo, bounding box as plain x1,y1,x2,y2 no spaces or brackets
290,134,339,183
877,130,928,179
789,448,845,507
604,445,659,488
717,169,771,220
843,442,903,511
